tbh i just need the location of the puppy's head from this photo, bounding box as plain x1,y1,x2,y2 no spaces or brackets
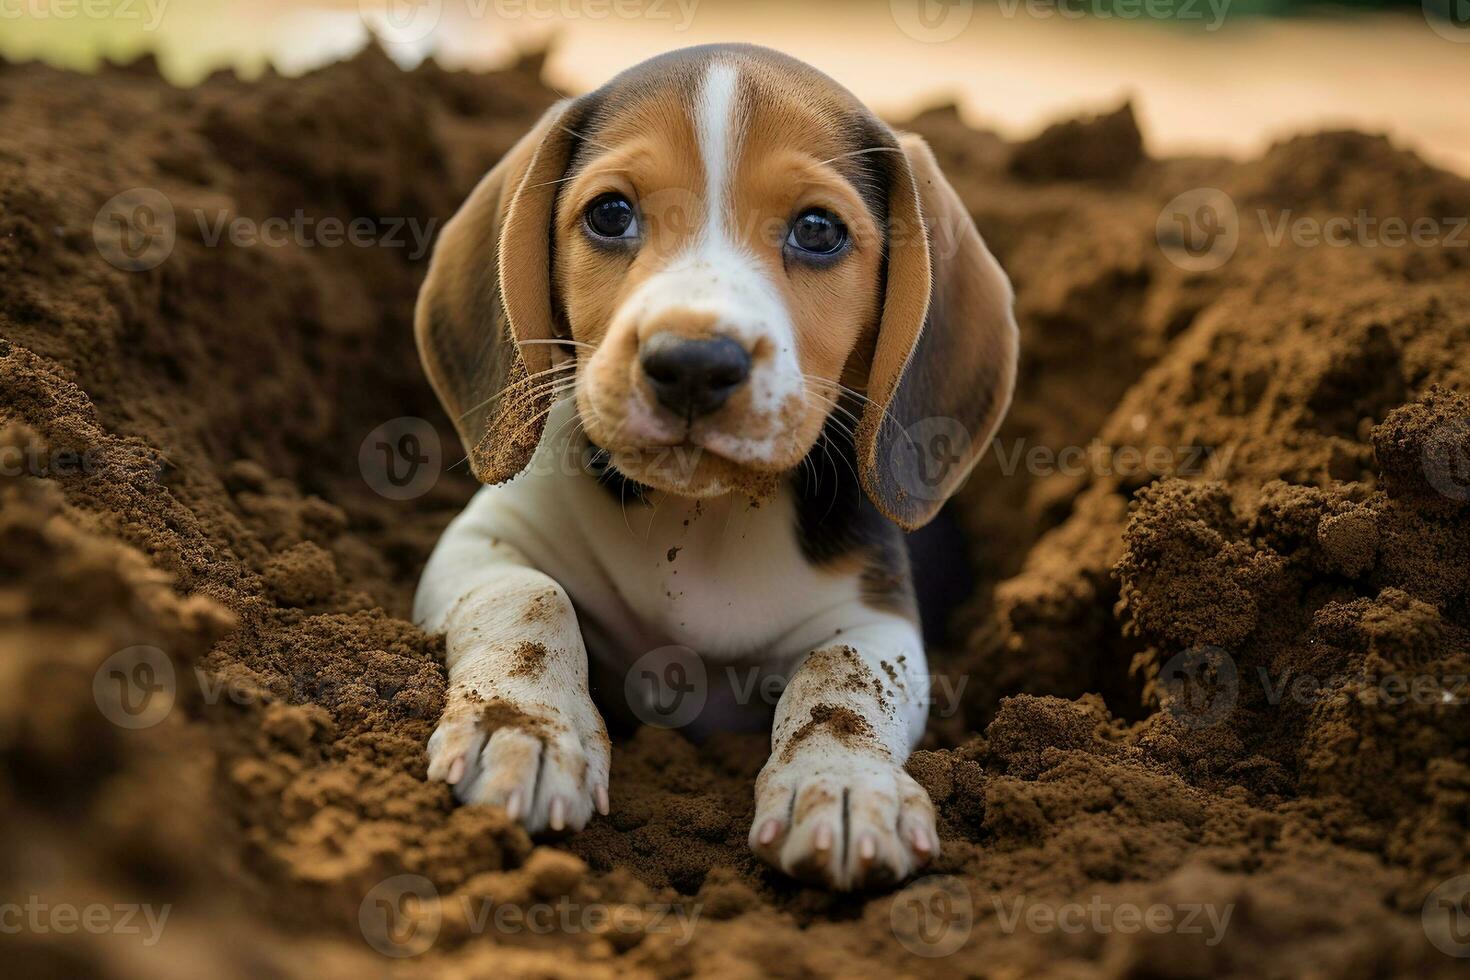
416,44,1017,528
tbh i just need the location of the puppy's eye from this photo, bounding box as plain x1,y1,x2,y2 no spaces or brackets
786,208,848,258
585,193,638,241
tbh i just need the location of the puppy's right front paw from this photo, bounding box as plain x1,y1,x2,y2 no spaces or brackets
748,746,938,891
427,691,610,834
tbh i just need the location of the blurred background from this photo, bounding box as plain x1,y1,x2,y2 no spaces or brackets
3,0,1469,173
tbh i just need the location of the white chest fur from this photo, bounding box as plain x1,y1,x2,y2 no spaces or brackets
432,403,859,672
414,398,935,878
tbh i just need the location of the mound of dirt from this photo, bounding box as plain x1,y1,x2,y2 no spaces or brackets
2,47,1467,977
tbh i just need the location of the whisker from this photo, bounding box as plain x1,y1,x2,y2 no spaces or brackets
525,167,629,190
517,338,597,349
801,449,821,496
807,403,860,459
801,386,864,498
816,146,906,168
559,124,617,156
819,430,861,516
809,390,863,433
719,489,738,548
459,386,574,456
802,376,865,422
802,374,916,455
455,361,576,422
596,416,639,538
569,398,644,536
644,487,669,546
537,398,587,455
518,386,580,429
465,375,574,424
819,413,859,444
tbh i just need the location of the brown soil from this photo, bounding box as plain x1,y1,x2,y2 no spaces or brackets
2,46,1468,978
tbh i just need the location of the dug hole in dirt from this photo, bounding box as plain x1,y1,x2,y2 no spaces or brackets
2,46,1468,978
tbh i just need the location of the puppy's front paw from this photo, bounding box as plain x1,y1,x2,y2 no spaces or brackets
748,747,937,890
428,689,610,834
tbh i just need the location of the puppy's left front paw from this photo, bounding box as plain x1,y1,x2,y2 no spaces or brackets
748,748,938,890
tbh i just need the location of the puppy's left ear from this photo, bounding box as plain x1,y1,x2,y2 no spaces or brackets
414,98,587,485
856,133,1019,530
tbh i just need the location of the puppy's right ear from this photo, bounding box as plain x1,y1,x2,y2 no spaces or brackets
415,99,586,485
854,133,1019,530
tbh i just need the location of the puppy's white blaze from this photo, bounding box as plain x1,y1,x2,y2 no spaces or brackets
679,61,803,453
606,60,804,466
695,61,741,241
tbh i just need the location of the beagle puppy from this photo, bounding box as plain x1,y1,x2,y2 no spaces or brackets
412,44,1017,890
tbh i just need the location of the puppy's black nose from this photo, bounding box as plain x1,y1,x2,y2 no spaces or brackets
640,335,751,419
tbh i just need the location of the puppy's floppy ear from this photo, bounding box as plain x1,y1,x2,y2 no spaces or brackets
855,132,1019,531
415,98,586,485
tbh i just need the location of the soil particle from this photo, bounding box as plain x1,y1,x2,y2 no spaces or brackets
481,698,549,737
508,640,549,679
262,541,339,607
521,590,560,626
781,703,875,762
1316,507,1379,576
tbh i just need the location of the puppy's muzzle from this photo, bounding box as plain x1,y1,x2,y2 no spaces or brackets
639,333,752,420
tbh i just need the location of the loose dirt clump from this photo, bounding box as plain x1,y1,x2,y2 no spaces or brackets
481,698,552,738
508,641,549,679
2,46,1467,977
781,703,876,762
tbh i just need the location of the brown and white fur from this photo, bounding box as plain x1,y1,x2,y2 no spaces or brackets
412,44,1017,890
